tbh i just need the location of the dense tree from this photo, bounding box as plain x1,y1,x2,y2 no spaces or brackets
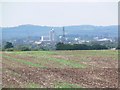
116,45,120,50
4,42,14,49
18,46,31,51
56,42,108,50
90,44,108,50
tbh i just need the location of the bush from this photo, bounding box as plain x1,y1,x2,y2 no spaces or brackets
20,46,31,51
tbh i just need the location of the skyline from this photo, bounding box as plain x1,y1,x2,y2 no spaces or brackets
1,2,118,27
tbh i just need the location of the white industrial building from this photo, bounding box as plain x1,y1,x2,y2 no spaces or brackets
34,28,55,45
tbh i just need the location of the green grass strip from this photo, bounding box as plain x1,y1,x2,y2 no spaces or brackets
2,55,45,68
26,83,41,88
55,82,81,88
47,57,86,68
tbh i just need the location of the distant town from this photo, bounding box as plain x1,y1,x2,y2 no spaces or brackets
1,25,118,51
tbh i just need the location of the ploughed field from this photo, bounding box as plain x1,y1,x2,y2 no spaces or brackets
1,50,118,88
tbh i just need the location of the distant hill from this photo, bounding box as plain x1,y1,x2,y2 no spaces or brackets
1,24,118,40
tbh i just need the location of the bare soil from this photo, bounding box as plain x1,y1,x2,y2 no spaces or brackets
1,51,119,88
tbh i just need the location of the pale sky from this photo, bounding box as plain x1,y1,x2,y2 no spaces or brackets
0,0,118,27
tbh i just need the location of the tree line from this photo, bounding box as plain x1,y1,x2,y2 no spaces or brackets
1,42,118,51
56,42,109,50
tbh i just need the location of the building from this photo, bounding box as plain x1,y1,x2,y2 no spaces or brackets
41,36,50,41
49,29,55,42
40,28,55,42
97,38,112,42
35,28,55,45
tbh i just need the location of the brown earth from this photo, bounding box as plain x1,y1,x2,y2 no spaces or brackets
2,66,118,88
1,51,119,88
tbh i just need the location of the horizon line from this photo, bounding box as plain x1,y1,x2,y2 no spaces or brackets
1,24,118,28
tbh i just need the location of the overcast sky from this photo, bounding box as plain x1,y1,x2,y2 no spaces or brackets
0,0,118,27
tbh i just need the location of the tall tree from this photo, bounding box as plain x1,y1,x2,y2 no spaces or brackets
4,42,14,49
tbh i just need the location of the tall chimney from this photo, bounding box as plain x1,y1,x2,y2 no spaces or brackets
62,27,65,43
